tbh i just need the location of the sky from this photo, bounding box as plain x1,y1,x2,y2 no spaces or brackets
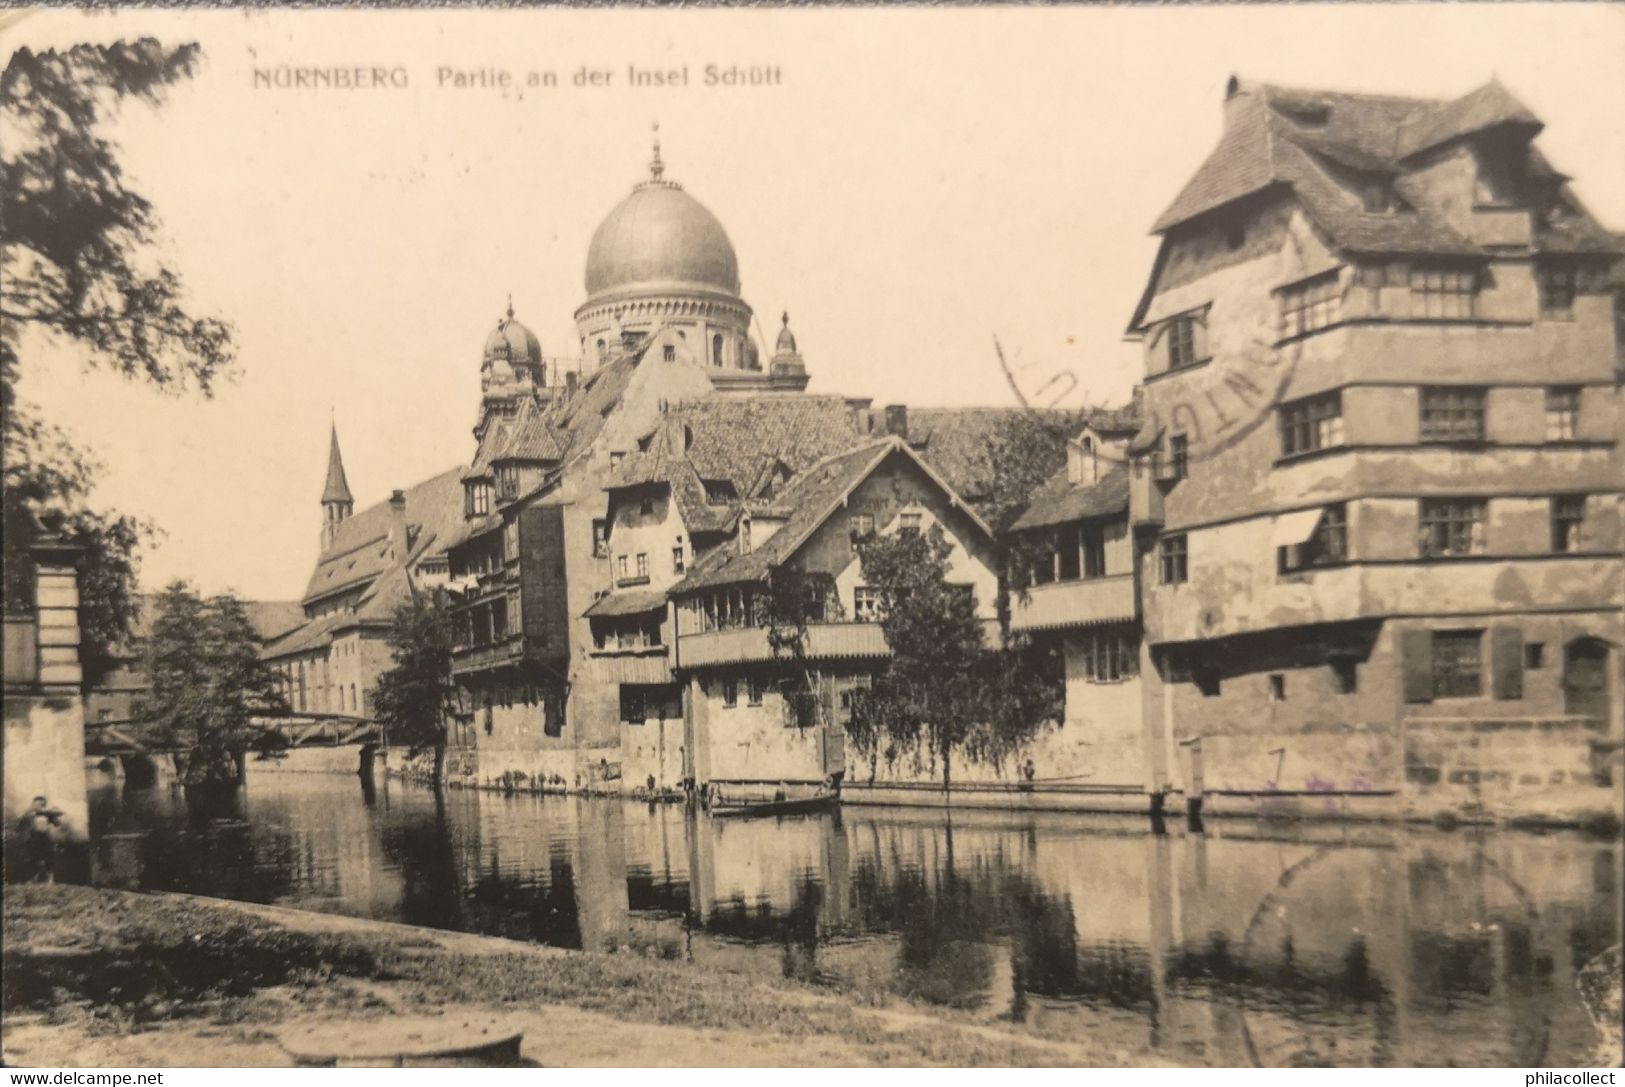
6,5,1625,602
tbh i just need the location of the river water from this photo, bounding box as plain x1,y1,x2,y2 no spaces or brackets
86,766,1620,1066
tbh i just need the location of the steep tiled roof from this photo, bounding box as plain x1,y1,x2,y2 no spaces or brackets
672,437,995,595
1394,79,1540,160
498,395,569,463
582,587,668,618
243,600,307,643
1149,78,1616,266
302,464,467,605
906,407,1124,516
1009,463,1129,533
672,441,896,593
678,395,868,485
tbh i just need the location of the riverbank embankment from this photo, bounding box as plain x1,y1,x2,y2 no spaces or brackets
1,885,1160,1068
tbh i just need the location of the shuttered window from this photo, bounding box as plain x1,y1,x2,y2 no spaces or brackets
1400,629,1433,703
1491,627,1523,701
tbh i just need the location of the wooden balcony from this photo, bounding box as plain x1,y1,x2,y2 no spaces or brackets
451,635,525,676
1009,574,1138,634
677,622,890,669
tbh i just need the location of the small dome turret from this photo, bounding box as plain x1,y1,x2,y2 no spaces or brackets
484,299,543,368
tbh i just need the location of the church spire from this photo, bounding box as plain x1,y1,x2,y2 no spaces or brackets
322,423,354,505
320,423,354,551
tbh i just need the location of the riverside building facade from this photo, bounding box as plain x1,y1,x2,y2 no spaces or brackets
1118,76,1623,819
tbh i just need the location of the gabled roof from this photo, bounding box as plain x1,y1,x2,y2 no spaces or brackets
1149,77,1612,260
672,438,993,594
498,394,568,464
1009,463,1129,533
582,586,668,619
303,464,467,605
243,600,307,643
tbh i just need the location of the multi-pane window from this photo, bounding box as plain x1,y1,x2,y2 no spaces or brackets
1169,434,1190,480
1279,503,1348,572
1419,387,1486,442
1158,533,1188,585
853,586,883,623
672,542,686,573
1279,391,1345,456
898,511,923,535
1081,629,1139,683
636,553,649,578
1545,387,1580,441
849,514,875,539
1419,498,1487,557
1279,271,1342,338
747,675,765,706
1082,525,1106,579
1537,264,1577,319
722,678,738,708
616,554,629,578
1432,630,1483,699
1410,268,1477,319
466,482,491,517
592,519,609,558
1551,495,1585,553
1166,316,1198,370
496,465,519,500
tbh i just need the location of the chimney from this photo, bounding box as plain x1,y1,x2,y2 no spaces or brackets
566,370,579,395
388,489,408,559
884,404,909,442
1222,74,1254,132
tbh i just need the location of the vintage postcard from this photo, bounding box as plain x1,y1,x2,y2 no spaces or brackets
2,3,1621,1072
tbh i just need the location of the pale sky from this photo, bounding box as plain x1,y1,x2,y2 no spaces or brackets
6,5,1624,602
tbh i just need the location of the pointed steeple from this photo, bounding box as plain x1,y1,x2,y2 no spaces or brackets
322,423,354,505
320,423,355,551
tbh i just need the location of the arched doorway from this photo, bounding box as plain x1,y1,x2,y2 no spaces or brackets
1563,637,1609,720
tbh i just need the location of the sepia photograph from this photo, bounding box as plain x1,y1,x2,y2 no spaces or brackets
2,3,1622,1072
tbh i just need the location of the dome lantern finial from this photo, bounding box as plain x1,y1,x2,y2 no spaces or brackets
649,122,664,182
506,292,514,321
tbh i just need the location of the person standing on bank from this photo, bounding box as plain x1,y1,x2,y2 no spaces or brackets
17,795,63,883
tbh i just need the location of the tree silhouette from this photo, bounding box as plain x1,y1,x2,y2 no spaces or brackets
138,582,286,789
372,590,455,787
2,39,232,678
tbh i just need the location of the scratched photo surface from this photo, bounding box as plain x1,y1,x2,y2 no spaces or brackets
1,5,1622,1070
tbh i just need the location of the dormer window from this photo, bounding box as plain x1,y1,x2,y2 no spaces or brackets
465,482,491,518
496,465,519,501
703,480,736,505
1474,138,1528,209
662,344,676,363
1358,177,1396,214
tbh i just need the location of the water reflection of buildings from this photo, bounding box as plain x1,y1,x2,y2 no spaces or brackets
88,774,1620,1066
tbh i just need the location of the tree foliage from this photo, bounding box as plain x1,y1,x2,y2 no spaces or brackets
372,590,455,779
2,39,232,677
849,525,1061,789
137,582,287,786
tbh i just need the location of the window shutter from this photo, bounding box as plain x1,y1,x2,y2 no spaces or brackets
1400,629,1433,703
1192,309,1211,362
1491,627,1524,701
